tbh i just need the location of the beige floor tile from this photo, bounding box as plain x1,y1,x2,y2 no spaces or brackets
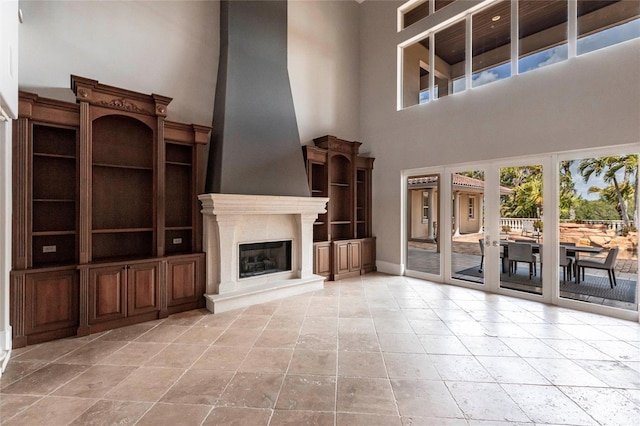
336,377,397,415
266,314,305,330
447,381,530,422
172,326,226,345
338,318,376,334
0,394,41,420
102,366,183,402
502,384,598,425
524,358,608,387
499,337,564,359
134,324,190,343
136,402,212,426
2,363,90,395
429,355,494,382
161,309,208,326
229,314,271,330
337,412,403,426
217,372,284,408
407,319,454,336
584,339,640,362
476,356,550,385
458,336,518,357
419,335,471,355
391,379,463,418
55,340,128,365
561,385,640,426
99,342,168,366
3,275,640,426
238,347,293,373
301,317,339,334
384,353,441,380
214,328,262,347
2,395,95,426
160,369,234,405
288,349,337,376
275,375,336,411
190,345,251,371
52,364,136,398
338,332,380,352
378,333,425,353
68,399,152,426
97,323,156,342
202,406,272,425
296,332,338,351
541,338,612,360
271,409,335,425
0,360,48,389
338,351,387,378
145,343,208,368
254,329,299,349
10,339,86,362
573,359,640,389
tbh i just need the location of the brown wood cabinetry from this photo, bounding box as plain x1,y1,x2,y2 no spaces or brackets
303,135,375,280
11,76,210,347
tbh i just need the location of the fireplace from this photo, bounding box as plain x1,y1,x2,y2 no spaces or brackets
199,193,328,313
239,240,291,279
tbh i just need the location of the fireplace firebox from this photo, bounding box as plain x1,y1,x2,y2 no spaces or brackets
239,240,292,279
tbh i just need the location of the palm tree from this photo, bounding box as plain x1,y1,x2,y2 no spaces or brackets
579,155,638,227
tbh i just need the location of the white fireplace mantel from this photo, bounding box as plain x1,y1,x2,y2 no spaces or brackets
199,193,329,313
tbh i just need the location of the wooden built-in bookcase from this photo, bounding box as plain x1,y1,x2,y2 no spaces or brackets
10,76,210,347
303,135,375,280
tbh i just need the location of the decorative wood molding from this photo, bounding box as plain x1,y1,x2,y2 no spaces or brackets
98,97,147,114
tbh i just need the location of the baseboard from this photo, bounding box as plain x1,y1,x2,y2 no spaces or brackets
376,260,403,276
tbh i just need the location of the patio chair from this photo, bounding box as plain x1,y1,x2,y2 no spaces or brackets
576,247,619,288
559,245,573,282
507,242,537,280
521,221,541,240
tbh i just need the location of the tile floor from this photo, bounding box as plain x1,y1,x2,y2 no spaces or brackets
1,272,640,425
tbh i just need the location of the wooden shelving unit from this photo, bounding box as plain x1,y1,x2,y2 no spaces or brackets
303,135,376,280
10,77,210,347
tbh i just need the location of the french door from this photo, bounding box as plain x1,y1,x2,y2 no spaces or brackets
404,148,639,320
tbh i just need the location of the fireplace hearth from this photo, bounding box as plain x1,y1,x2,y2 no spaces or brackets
199,193,328,313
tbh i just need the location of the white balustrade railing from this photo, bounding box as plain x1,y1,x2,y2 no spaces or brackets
499,218,633,233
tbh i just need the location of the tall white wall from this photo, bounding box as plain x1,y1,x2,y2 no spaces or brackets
18,0,361,140
289,0,361,144
18,1,220,125
359,1,640,270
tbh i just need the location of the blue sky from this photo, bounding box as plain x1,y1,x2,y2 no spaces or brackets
430,18,640,95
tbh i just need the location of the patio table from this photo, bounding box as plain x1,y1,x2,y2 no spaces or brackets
499,241,602,277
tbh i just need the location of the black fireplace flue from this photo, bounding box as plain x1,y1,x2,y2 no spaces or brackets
239,240,292,279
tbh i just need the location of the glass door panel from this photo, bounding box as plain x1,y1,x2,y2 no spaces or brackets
499,164,544,295
407,174,441,275
558,155,638,311
450,170,485,285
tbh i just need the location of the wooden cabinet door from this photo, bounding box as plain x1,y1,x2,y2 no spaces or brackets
88,265,127,324
334,241,351,276
127,262,160,317
349,240,362,272
24,269,78,335
313,243,331,277
167,256,203,308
